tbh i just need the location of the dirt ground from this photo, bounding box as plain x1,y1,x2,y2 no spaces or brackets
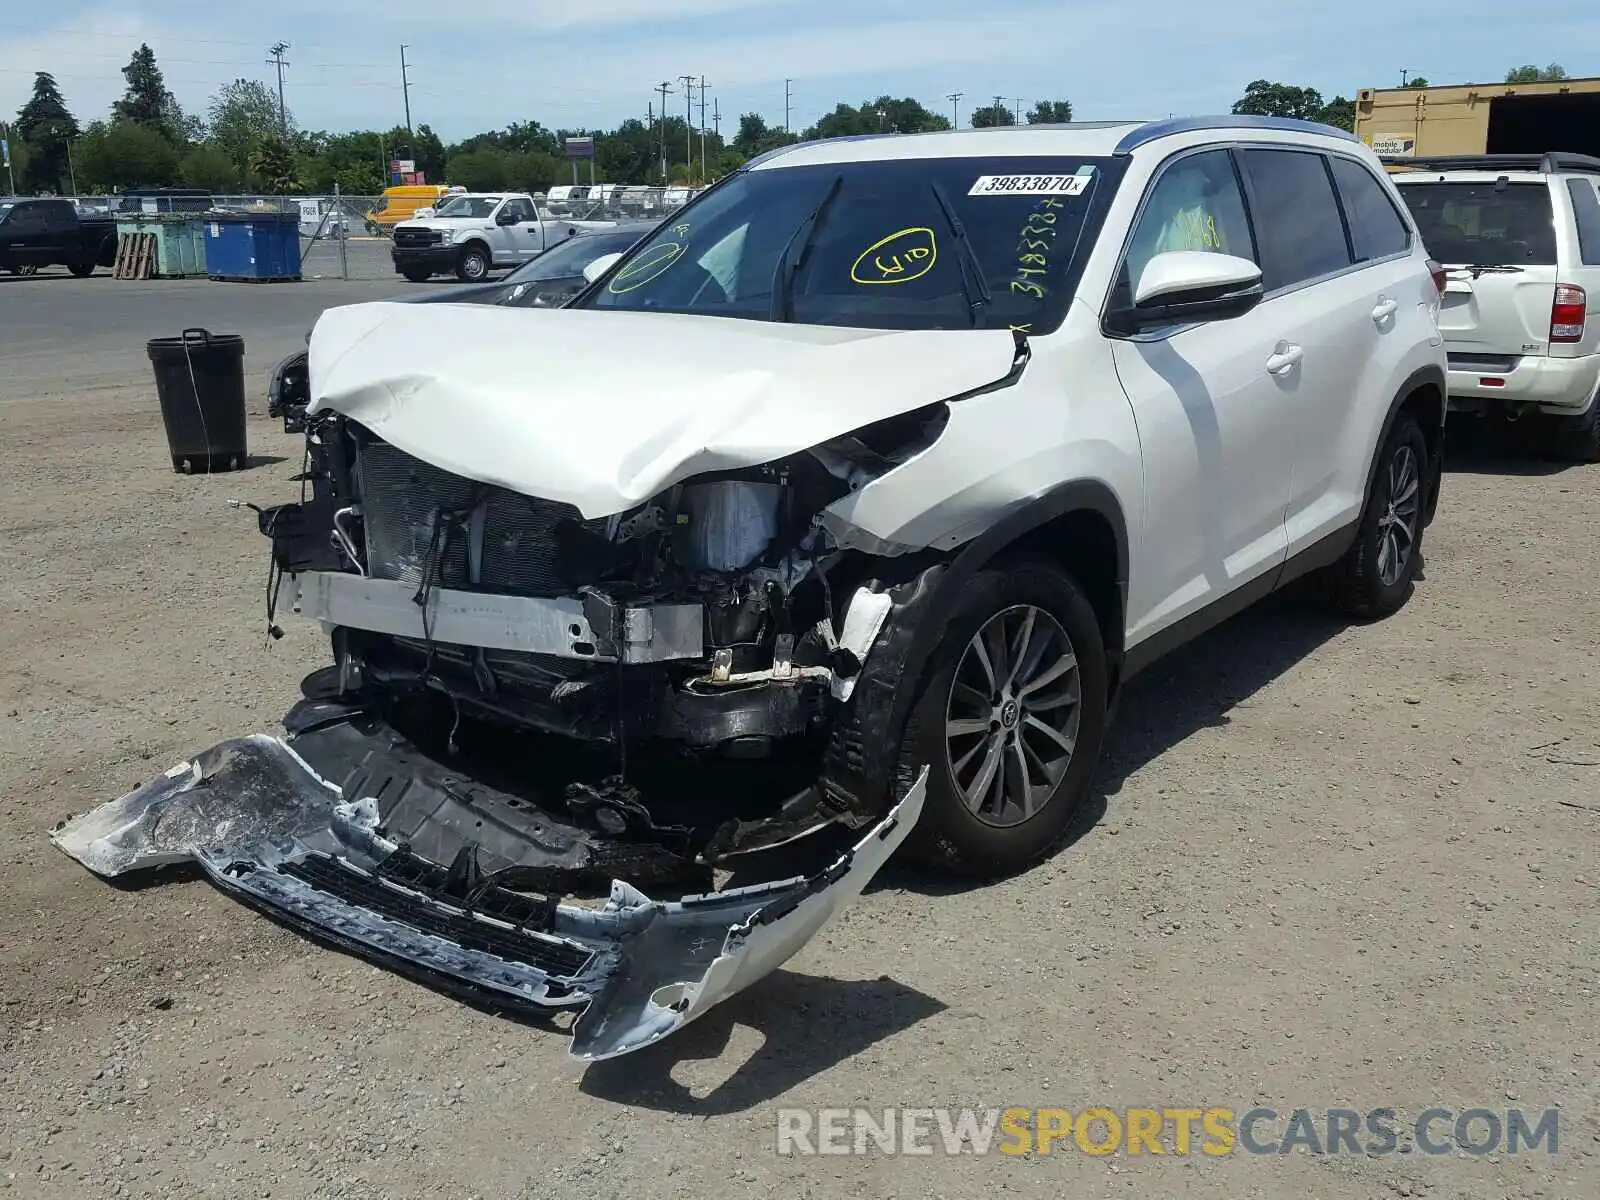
1,277,1598,1199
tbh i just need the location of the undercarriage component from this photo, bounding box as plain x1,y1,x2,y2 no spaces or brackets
51,722,926,1060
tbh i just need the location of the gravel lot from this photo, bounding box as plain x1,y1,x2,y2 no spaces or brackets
2,274,1598,1199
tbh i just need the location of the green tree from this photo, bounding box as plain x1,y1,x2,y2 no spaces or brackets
207,79,283,185
113,44,174,133
1505,63,1566,83
179,144,237,191
411,124,446,180
1315,96,1356,132
16,72,79,193
446,149,513,190
805,96,949,140
731,112,796,160
969,103,1015,128
1403,77,1429,88
248,132,299,192
1026,99,1074,124
1231,80,1324,120
76,120,180,190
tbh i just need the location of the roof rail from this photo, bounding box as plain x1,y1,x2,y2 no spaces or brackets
1380,152,1600,174
1114,114,1358,154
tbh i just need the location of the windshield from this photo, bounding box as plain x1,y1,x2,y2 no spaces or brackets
1395,180,1557,266
505,230,648,284
574,156,1114,333
433,196,502,219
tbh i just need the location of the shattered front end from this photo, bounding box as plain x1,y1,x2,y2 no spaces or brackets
53,303,1029,1056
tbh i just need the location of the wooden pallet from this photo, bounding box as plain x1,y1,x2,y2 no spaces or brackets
113,232,157,280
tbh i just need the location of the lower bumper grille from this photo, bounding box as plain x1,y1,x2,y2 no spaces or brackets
279,852,595,978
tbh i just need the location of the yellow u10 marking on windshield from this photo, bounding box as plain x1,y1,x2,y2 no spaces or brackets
608,240,685,293
851,227,938,285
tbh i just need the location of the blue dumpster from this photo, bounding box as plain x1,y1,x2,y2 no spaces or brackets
204,212,302,282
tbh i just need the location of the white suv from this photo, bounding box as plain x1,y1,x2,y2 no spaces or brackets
1391,153,1600,459
59,118,1449,1043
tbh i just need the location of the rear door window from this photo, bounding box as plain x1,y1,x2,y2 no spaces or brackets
1395,181,1557,266
1239,149,1353,290
1328,157,1411,262
1567,178,1600,266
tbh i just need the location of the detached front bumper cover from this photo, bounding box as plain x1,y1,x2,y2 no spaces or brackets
52,735,924,1061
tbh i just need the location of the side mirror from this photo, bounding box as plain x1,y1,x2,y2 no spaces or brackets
1118,251,1264,331
582,252,623,284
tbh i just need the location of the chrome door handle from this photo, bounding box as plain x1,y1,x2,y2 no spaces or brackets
1266,344,1303,375
1372,296,1399,322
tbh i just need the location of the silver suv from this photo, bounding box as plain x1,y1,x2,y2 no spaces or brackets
1392,152,1600,459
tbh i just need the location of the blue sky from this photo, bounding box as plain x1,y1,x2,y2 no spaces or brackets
1,2,1593,141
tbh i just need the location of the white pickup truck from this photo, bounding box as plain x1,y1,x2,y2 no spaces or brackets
390,192,615,282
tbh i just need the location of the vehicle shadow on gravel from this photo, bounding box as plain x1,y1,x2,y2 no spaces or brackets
880,592,1348,898
1442,418,1582,477
578,969,946,1113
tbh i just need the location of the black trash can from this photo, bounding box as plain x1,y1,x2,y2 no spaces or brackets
146,328,248,473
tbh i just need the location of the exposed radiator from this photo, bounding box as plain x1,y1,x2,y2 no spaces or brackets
356,437,597,597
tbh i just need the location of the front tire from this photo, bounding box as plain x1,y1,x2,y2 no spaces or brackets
1314,411,1428,619
455,244,490,282
401,266,431,283
896,562,1110,877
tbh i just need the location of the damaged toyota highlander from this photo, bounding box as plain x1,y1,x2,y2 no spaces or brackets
56,117,1449,1059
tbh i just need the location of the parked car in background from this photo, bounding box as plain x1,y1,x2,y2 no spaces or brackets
389,192,616,282
0,198,117,276
363,184,451,237
1390,152,1600,459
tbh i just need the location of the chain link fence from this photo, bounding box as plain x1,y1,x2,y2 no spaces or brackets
60,187,701,283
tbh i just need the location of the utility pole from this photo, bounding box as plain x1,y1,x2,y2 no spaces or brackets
784,79,792,134
1400,68,1409,86
993,94,1004,124
712,97,721,142
698,76,709,184
400,45,413,137
2,124,16,196
66,138,77,195
655,81,674,182
267,42,291,131
947,91,963,128
1015,98,1026,125
679,74,695,181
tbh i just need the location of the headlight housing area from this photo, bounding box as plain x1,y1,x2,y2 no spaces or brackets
436,228,453,244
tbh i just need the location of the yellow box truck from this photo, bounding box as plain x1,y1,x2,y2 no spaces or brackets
1355,76,1600,164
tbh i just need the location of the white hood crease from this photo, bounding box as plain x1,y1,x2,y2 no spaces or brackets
307,302,1017,518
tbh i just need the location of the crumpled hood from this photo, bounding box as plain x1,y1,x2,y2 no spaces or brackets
307,302,1016,518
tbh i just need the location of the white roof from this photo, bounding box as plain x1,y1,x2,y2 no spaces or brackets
751,123,1144,169
750,118,1367,170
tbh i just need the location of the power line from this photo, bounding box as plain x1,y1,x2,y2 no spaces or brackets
399,45,413,136
678,73,695,177
266,41,290,130
698,75,708,184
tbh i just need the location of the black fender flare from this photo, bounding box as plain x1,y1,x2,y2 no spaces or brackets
1367,363,1447,525
819,479,1130,818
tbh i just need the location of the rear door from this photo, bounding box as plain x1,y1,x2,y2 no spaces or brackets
1,202,51,266
1277,152,1433,548
41,200,80,260
1394,175,1559,362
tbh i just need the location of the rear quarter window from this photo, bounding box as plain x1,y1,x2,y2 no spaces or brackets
1567,178,1600,266
1328,157,1411,262
1396,180,1557,266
